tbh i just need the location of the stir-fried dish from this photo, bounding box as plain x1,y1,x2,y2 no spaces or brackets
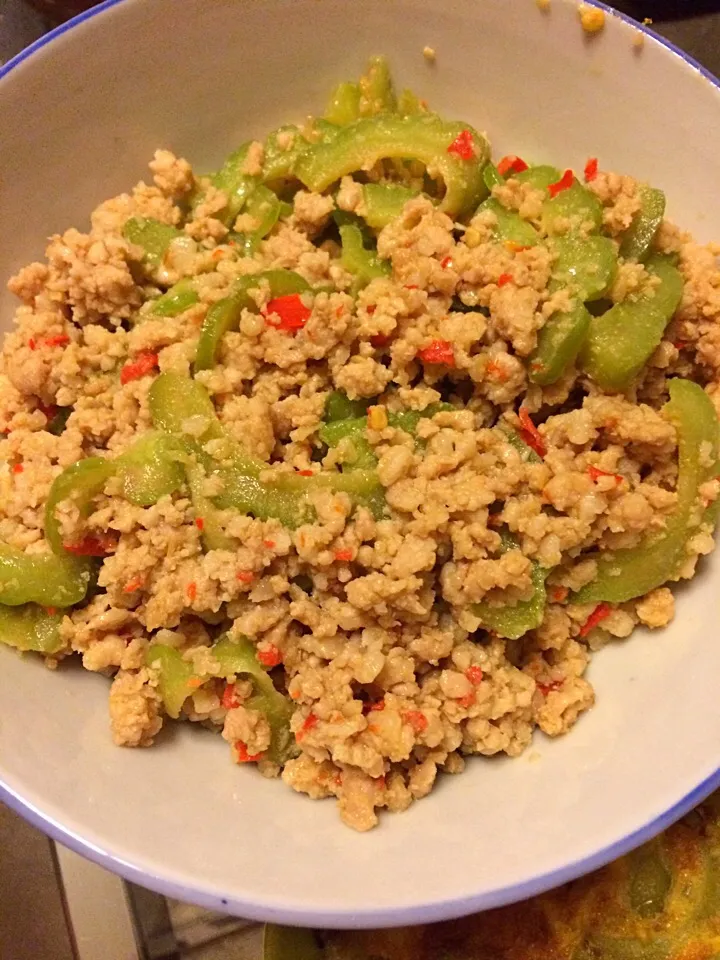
2,57,719,830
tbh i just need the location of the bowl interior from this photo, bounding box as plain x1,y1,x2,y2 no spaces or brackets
1,0,720,927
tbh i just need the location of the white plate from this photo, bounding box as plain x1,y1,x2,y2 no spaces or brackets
1,0,720,928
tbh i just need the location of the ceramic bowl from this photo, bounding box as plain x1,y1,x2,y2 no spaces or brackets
1,0,720,929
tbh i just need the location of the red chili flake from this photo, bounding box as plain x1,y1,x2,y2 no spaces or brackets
402,710,428,734
369,699,385,712
497,273,513,287
404,284,419,290
297,469,314,477
366,305,376,315
195,517,205,531
263,539,276,549
264,293,311,333
537,679,564,696
235,741,264,763
465,665,484,685
43,334,70,348
334,548,353,562
370,334,389,348
588,465,623,485
548,168,575,198
417,339,455,366
44,606,57,616
579,602,612,638
457,692,475,709
186,581,198,602
518,406,547,458
673,340,687,351
505,241,531,253
551,586,569,603
296,712,318,742
447,129,476,160
120,351,159,386
63,532,116,557
440,255,454,269
584,157,599,182
222,682,239,710
28,338,37,351
486,360,509,382
123,576,144,594
497,154,529,176
257,644,282,668
374,775,387,790
37,402,58,421
236,570,254,584
11,462,23,474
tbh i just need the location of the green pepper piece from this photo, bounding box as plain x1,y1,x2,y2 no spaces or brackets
387,403,454,434
475,197,540,247
482,162,504,191
295,114,490,219
541,179,603,235
358,55,397,116
325,80,361,126
319,415,376,469
472,530,548,640
210,143,260,225
236,184,282,256
324,391,369,422
397,87,427,117
574,379,719,605
122,217,183,268
148,370,224,443
529,298,592,386
620,184,666,263
0,603,64,654
627,840,673,918
195,269,310,372
581,254,684,392
183,453,235,551
45,458,116,555
514,165,562,191
361,183,419,229
116,433,186,507
0,543,91,607
149,278,201,318
47,406,71,436
212,634,296,764
339,223,390,292
549,234,618,302
263,925,323,960
145,643,198,719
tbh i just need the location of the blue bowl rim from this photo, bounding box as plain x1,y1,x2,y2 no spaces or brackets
1,0,720,929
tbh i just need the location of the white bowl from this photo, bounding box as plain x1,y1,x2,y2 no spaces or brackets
2,0,720,929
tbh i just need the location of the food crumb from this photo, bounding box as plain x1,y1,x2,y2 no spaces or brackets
423,45,436,62
632,31,645,50
578,4,605,34
536,0,551,10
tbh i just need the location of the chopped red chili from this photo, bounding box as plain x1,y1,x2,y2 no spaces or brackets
551,586,569,603
235,741,264,763
37,402,58,421
123,576,144,593
194,517,205,531
264,293,311,333
263,539,276,549
537,679,564,696
417,340,455,366
497,273,513,287
44,606,57,616
120,351,159,385
43,334,70,348
257,644,282,668
588,465,623,485
28,338,37,351
505,241,531,253
369,699,385,712
11,463,23,474
296,712,318,741
465,665,484,685
518,406,547,458
486,360,509,382
370,334,389,348
584,157,599,182
222,682,239,710
457,692,475,708
186,581,197,602
402,710,428,734
497,154,529,176
63,532,116,557
297,469,314,476
440,255,454,269
236,570,254,583
579,602,612,638
334,548,353,562
446,129,475,160
548,168,575,198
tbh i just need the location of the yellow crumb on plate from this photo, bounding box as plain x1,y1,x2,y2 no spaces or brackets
422,45,436,62
632,31,645,50
536,0,551,11
578,3,605,35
